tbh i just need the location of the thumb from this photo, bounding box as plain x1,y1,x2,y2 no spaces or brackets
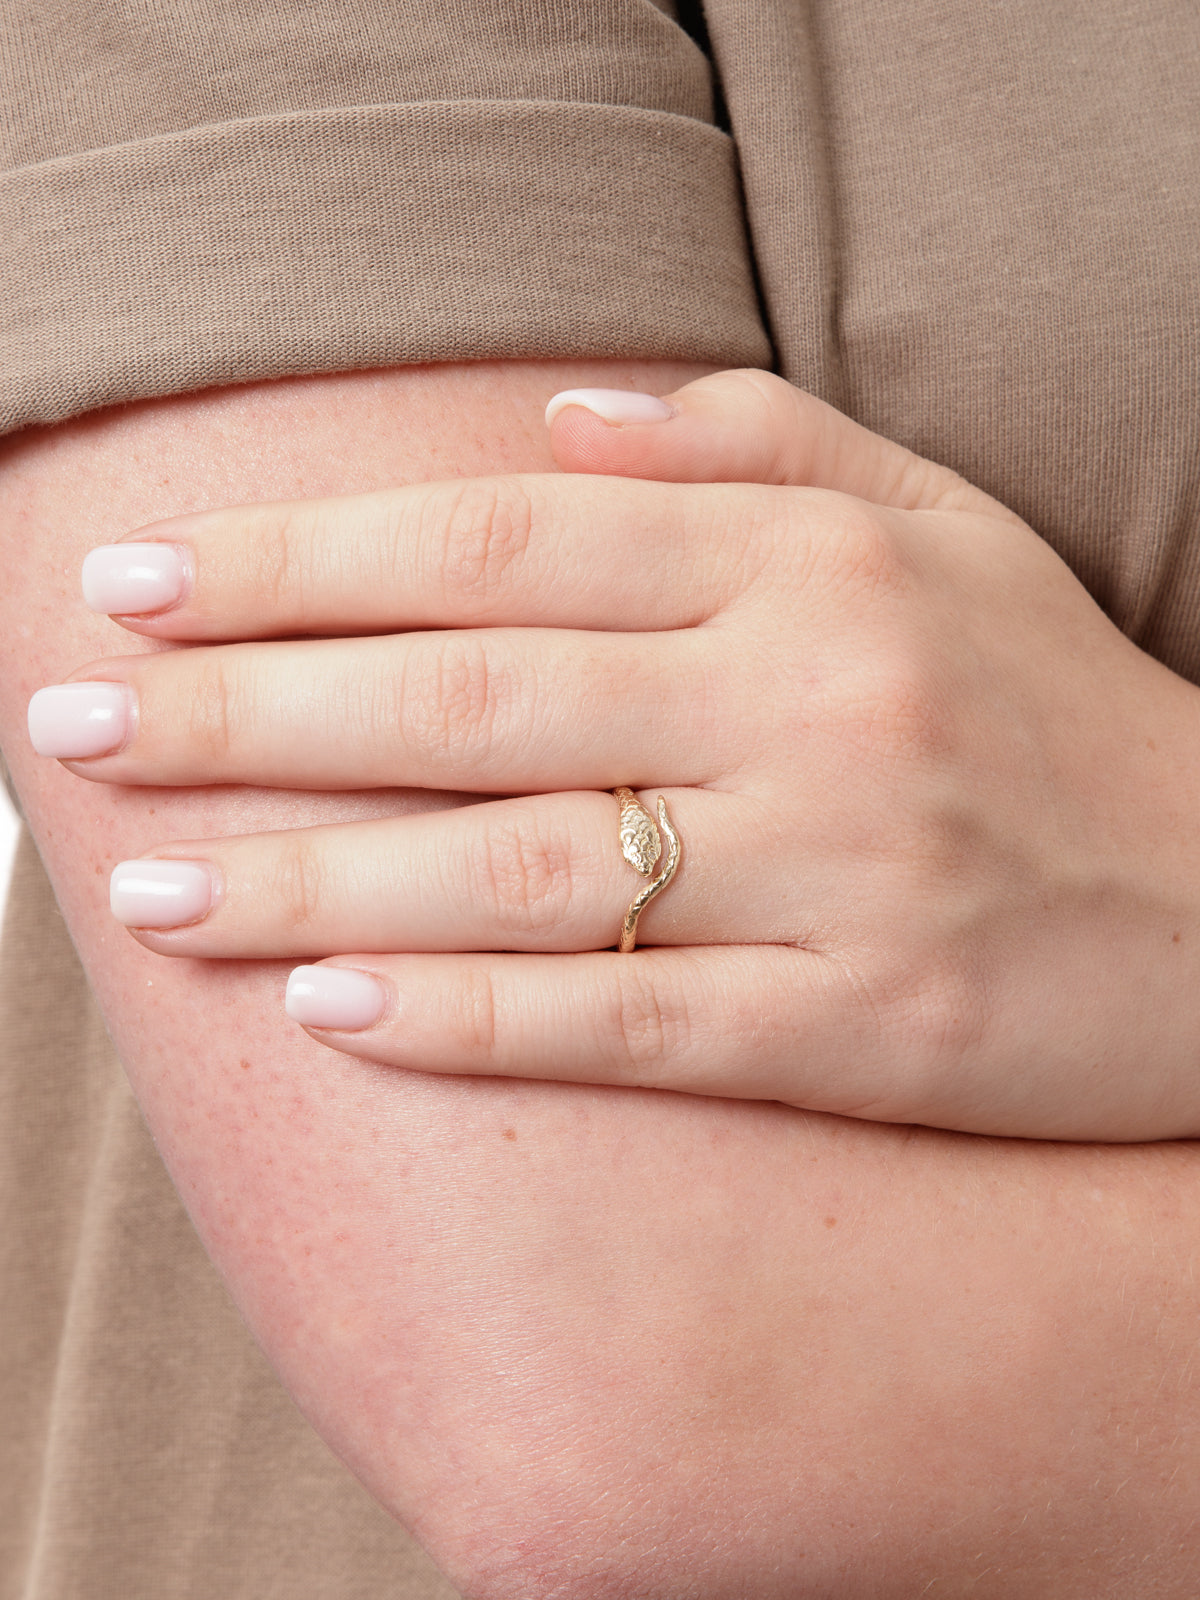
546,368,1006,518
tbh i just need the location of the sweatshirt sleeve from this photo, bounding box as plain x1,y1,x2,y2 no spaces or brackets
0,0,770,436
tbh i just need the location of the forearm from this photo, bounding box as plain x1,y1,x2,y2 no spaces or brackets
1,357,719,1561
4,368,1199,1598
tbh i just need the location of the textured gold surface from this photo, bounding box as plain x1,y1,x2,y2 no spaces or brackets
615,786,662,876
612,789,682,952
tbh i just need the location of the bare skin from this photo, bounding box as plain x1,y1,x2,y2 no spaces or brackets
4,364,1200,1597
54,371,1200,1141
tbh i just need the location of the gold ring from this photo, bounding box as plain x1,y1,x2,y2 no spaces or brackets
613,788,682,952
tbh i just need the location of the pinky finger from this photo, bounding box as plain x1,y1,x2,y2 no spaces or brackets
283,947,885,1115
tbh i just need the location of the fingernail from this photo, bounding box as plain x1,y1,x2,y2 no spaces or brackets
28,682,134,758
82,543,190,615
110,859,215,927
544,389,675,428
286,966,386,1031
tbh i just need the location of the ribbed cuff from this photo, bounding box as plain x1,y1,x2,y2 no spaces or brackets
2,99,770,436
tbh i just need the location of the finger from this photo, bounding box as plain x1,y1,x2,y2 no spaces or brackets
29,628,728,790
280,946,892,1119
81,472,752,641
107,790,792,957
548,368,1018,520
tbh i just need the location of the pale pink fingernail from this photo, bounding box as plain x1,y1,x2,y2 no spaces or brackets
110,859,215,927
28,683,134,758
82,543,190,615
286,966,386,1031
544,389,675,428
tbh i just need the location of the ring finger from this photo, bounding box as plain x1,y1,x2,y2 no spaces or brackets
109,788,803,957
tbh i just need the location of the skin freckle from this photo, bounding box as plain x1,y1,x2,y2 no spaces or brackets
240,1058,252,1071
824,1216,837,1228
502,1127,517,1141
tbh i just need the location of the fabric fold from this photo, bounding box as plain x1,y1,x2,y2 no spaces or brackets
2,99,770,436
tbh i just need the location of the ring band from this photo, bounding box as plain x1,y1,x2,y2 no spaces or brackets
613,788,682,952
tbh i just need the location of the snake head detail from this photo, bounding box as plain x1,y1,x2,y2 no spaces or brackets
617,794,662,877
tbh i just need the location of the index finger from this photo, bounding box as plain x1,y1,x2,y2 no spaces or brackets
80,473,763,641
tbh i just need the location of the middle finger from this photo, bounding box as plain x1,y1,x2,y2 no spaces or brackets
33,627,732,791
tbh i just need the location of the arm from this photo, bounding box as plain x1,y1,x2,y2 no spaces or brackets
5,368,1200,1597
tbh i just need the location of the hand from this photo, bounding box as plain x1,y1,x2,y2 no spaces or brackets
30,370,1200,1139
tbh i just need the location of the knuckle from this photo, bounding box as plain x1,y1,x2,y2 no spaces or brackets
400,633,509,771
447,962,499,1059
468,813,577,939
606,968,692,1080
755,494,910,618
266,834,329,934
184,652,237,765
852,652,946,767
242,504,314,613
827,499,907,597
775,494,907,605
430,476,536,615
881,953,989,1087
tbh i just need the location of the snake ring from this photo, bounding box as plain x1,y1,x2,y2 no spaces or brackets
612,787,682,952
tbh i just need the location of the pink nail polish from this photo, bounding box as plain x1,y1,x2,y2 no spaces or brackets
110,860,215,928
286,966,386,1031
544,389,675,428
82,543,190,615
27,683,134,759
